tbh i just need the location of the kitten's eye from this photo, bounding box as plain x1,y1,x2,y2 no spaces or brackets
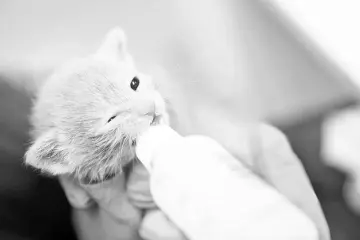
130,77,140,91
107,116,116,123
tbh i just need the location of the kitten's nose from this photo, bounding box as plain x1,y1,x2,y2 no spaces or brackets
134,100,156,117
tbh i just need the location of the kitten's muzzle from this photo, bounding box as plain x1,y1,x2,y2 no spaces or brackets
150,114,162,126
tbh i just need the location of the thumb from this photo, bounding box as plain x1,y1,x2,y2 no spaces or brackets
140,210,187,240
127,162,156,209
81,173,142,227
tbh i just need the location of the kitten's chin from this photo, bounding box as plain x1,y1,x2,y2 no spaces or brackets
151,114,165,126
150,115,159,126
129,115,162,148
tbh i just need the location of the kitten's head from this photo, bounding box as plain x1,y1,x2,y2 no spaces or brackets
25,27,168,183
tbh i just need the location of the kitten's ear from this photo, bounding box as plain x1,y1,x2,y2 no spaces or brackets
25,130,71,175
95,27,130,62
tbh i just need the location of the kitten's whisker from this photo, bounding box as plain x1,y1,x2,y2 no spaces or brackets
119,135,128,164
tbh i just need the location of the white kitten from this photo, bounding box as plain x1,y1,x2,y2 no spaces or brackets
25,27,168,183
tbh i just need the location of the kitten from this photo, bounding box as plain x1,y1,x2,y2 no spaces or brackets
24,27,168,184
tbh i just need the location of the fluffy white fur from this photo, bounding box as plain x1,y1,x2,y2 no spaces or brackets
25,27,168,183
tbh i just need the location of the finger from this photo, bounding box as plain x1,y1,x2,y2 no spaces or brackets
139,210,187,240
81,173,142,227
58,174,94,209
254,124,330,240
127,161,156,209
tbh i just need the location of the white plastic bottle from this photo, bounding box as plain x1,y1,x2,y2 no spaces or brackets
136,125,319,240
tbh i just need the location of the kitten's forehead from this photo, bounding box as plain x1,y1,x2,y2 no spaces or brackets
34,58,136,130
65,57,135,84
55,58,134,97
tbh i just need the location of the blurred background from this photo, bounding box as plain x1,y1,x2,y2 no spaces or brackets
1,0,360,239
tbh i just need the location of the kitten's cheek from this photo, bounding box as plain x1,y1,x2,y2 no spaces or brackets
153,92,166,115
124,118,153,136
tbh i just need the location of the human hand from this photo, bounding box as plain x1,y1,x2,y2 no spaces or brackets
59,123,330,240
135,123,330,240
127,162,187,240
58,161,186,240
250,124,330,240
58,172,143,240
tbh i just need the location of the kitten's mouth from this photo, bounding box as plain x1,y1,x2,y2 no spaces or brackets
150,114,161,126
131,114,161,147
